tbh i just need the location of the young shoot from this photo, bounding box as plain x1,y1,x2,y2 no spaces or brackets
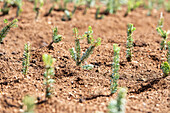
15,0,23,17
105,0,125,15
84,26,94,44
108,87,127,113
156,27,169,50
61,10,72,21
126,23,136,62
124,0,143,17
157,12,164,28
161,62,170,77
95,6,104,20
72,0,84,15
161,42,170,77
0,19,18,44
69,27,101,67
147,0,154,16
0,0,10,15
42,54,56,99
83,0,95,15
105,0,114,14
48,27,62,50
45,0,58,16
82,64,94,70
34,0,44,20
58,0,69,11
156,0,163,10
22,43,31,76
111,44,120,94
165,1,170,13
23,95,35,113
167,41,170,65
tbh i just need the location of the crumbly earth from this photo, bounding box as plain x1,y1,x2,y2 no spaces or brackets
0,1,170,113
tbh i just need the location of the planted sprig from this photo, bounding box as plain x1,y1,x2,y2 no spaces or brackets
147,0,154,16
72,0,84,15
164,1,170,13
95,6,104,20
15,0,23,17
34,0,44,20
83,0,95,15
48,27,62,49
126,23,136,62
156,0,164,10
84,26,94,44
111,44,120,94
42,54,56,99
58,0,69,11
82,64,94,70
22,43,31,76
108,87,127,113
23,95,35,113
0,0,10,15
167,41,170,65
80,37,101,63
45,0,57,16
157,12,164,28
124,0,143,17
0,19,18,44
161,62,170,77
61,10,72,21
161,41,170,77
105,0,125,15
69,27,101,67
156,27,169,50
105,0,114,14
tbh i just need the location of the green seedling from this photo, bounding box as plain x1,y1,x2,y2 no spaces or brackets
0,0,10,15
111,44,120,94
72,0,84,15
95,6,104,20
165,1,170,13
42,54,56,99
156,0,164,10
157,12,164,28
147,0,154,16
156,27,169,50
61,10,72,21
46,0,70,16
23,95,35,113
0,19,18,44
45,0,58,16
69,27,101,67
105,0,125,15
34,0,44,20
126,23,136,62
167,41,170,65
58,0,69,11
82,64,94,70
108,87,127,113
83,0,95,15
48,27,62,49
15,0,23,17
161,62,170,77
160,41,170,77
46,4,55,16
22,43,31,76
124,0,143,17
84,26,94,44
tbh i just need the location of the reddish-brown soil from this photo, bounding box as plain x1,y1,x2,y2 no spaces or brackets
0,1,170,113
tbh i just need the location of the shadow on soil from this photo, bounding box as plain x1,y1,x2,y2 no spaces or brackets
129,76,167,94
79,94,112,102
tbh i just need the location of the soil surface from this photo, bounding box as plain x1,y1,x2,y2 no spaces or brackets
0,1,170,113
